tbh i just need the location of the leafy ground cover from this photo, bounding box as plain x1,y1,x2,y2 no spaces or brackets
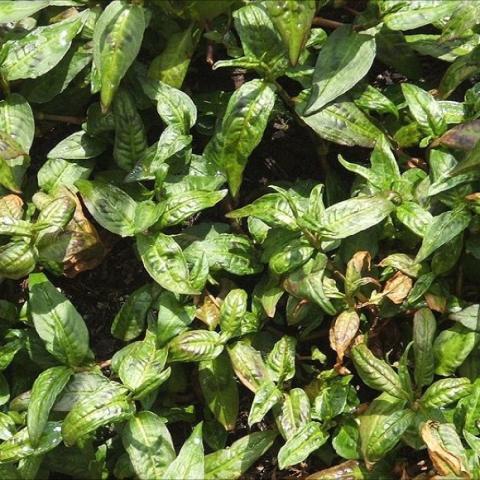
1,0,480,478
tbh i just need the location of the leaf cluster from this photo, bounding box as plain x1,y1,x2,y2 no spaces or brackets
1,0,480,479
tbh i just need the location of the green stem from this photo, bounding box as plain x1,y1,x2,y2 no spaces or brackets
35,112,85,124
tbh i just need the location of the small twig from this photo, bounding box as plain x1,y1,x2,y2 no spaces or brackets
231,68,246,90
35,112,85,124
205,289,221,308
343,5,360,16
97,359,111,369
312,16,345,29
274,80,297,111
206,42,215,66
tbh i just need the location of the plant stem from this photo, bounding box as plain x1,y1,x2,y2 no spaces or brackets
97,359,111,369
343,6,360,16
312,17,345,29
35,112,85,124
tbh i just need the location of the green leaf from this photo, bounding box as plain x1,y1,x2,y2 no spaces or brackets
0,130,27,160
143,79,196,133
134,201,164,233
278,421,329,469
0,338,23,371
85,102,116,136
313,381,358,422
413,308,436,388
299,99,383,148
459,380,480,435
156,291,196,346
248,381,283,427
199,352,239,431
148,23,201,89
168,330,224,363
21,42,93,104
351,343,409,400
227,341,269,393
449,304,480,331
395,201,433,237
157,189,227,228
266,0,316,66
377,27,422,80
163,0,235,22
0,240,36,279
162,423,204,480
370,135,401,188
47,131,108,160
93,0,145,110
111,284,155,341
353,83,399,118
439,46,480,99
204,430,277,480
0,412,15,441
434,325,479,376
284,255,336,315
266,335,296,384
305,26,376,115
219,289,247,339
28,272,91,366
0,131,28,193
184,231,262,276
113,88,147,171
318,195,394,240
274,388,311,440
449,138,480,176
54,371,110,412
332,419,361,460
27,366,72,448
0,375,10,408
137,232,199,294
38,158,93,194
1,12,87,81
204,79,276,197
126,128,192,182
62,381,134,446
76,179,137,237
227,193,298,230
415,207,471,262
407,272,436,304
0,216,32,237
0,1,49,23
420,377,471,408
339,136,400,191
360,397,414,464
231,4,287,76
248,380,282,426
383,1,458,31
0,94,34,152
37,195,76,230
401,83,446,136
115,332,169,399
0,422,62,463
122,411,175,480
267,234,314,275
